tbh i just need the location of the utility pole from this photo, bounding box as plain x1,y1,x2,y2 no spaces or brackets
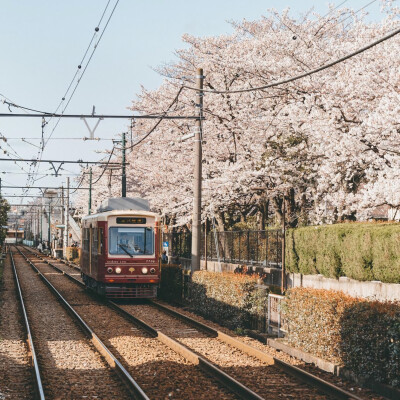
281,195,286,294
36,209,39,246
40,207,43,243
88,167,92,215
64,177,69,254
48,202,51,247
122,131,126,197
191,67,204,273
108,169,113,197
0,177,2,197
61,185,64,251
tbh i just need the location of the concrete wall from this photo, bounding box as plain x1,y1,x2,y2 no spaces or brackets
171,257,400,301
287,273,400,302
201,260,282,287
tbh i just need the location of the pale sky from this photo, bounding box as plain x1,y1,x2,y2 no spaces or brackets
0,0,388,203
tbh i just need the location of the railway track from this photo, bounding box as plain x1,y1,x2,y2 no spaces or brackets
19,246,370,400
14,246,259,400
0,248,34,399
9,246,140,399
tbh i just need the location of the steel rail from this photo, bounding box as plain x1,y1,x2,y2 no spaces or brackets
20,247,388,399
21,247,265,400
22,246,363,400
149,301,364,400
148,302,365,400
8,247,45,400
14,246,149,400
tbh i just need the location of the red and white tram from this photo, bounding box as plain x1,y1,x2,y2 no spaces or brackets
80,198,161,298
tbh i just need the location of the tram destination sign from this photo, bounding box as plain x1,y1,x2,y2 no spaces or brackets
116,217,146,224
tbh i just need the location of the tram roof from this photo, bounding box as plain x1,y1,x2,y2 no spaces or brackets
82,209,159,224
97,197,150,213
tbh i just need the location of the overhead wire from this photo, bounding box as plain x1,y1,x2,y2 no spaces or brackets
5,137,114,141
91,146,116,185
21,0,119,197
51,0,112,118
182,25,400,94
124,87,184,150
43,0,121,147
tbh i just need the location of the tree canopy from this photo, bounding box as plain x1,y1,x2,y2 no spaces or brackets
75,2,400,229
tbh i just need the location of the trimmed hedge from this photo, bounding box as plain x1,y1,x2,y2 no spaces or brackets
283,288,400,387
286,222,400,283
188,271,268,330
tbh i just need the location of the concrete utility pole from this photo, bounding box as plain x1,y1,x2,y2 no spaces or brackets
48,202,51,245
63,178,69,257
281,196,286,294
122,131,126,197
191,68,204,273
40,207,43,243
108,169,113,197
66,177,69,248
88,167,92,215
61,185,64,249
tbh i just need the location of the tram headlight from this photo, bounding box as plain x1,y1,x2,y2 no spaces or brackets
150,268,156,274
141,267,148,274
107,267,113,273
115,267,122,274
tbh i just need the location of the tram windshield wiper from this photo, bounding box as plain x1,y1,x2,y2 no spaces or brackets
118,244,133,257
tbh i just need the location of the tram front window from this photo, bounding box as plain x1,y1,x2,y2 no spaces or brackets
109,227,154,256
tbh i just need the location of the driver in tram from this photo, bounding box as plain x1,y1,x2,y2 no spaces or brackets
119,233,139,254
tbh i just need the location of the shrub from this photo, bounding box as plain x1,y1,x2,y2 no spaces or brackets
283,288,400,387
158,264,184,303
188,270,268,330
286,223,400,283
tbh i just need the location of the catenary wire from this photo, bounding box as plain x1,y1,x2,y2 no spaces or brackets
23,1,119,195
44,0,121,147
124,87,184,150
182,25,400,94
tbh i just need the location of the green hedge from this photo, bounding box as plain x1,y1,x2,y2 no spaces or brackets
188,271,268,330
286,223,400,283
283,288,400,387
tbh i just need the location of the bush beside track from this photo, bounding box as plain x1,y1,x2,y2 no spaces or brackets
283,287,400,388
188,271,267,331
286,222,400,283
159,266,268,331
159,264,185,303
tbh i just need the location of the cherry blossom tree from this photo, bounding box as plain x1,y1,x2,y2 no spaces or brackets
75,1,400,229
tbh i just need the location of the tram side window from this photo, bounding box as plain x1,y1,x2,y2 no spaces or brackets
92,228,98,254
98,228,103,254
83,228,90,251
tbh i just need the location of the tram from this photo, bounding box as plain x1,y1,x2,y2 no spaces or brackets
80,197,161,298
5,229,24,244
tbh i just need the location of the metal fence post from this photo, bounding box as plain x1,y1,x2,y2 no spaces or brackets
278,299,282,338
276,230,279,267
267,294,271,334
256,231,259,264
247,231,250,262
238,231,241,263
